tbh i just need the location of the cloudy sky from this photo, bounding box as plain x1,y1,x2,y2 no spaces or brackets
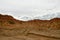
0,0,60,20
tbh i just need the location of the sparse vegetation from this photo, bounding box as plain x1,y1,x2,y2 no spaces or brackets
0,21,3,26
8,20,15,24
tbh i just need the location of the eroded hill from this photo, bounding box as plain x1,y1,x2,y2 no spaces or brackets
0,14,60,40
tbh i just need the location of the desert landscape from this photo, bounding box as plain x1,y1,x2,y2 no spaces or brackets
0,0,60,40
0,14,60,40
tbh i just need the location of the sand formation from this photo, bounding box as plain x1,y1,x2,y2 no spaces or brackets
0,14,60,40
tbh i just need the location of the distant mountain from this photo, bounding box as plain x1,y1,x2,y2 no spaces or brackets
36,13,57,20
19,16,32,21
56,12,60,18
19,13,60,20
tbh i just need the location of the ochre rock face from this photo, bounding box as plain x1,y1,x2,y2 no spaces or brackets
0,14,60,40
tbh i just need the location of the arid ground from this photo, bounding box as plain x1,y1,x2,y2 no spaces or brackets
0,14,60,40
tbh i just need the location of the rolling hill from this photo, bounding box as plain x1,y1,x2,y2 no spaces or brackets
0,14,60,40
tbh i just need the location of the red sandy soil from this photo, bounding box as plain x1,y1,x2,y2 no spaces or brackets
0,14,60,30
0,14,60,40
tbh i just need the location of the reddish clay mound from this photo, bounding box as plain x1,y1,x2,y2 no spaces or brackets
0,14,60,30
0,14,25,29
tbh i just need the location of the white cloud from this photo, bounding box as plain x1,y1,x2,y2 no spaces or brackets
0,0,60,20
